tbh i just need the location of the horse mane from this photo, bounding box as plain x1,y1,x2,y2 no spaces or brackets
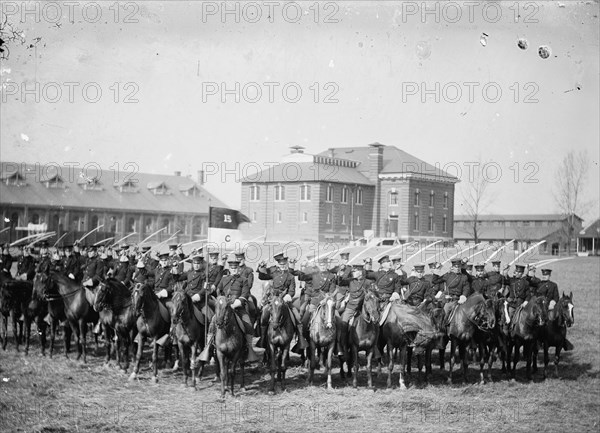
104,278,130,300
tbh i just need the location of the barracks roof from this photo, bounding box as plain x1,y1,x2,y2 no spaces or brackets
579,219,600,238
0,162,227,214
454,214,583,222
453,225,563,241
241,162,374,186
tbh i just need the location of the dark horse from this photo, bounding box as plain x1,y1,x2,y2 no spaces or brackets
266,294,295,394
213,295,246,397
509,296,547,381
349,290,380,389
130,282,172,383
33,272,70,358
446,293,496,383
307,293,337,390
0,279,32,352
536,293,574,379
94,278,138,372
171,290,206,389
48,272,99,363
380,301,442,389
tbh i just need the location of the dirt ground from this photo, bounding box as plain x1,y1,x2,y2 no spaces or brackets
0,256,598,433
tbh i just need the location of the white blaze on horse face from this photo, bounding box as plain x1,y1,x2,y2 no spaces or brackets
568,303,574,322
325,298,335,328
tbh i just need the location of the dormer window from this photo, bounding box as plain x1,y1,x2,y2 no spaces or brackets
179,184,202,197
77,176,103,191
41,173,64,189
147,181,170,195
115,179,138,193
1,170,26,186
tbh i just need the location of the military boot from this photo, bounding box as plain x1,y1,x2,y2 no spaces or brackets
245,334,260,363
198,332,214,362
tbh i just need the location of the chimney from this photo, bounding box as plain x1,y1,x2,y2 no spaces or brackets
368,142,384,237
328,148,335,158
290,145,305,154
197,170,205,185
174,171,181,176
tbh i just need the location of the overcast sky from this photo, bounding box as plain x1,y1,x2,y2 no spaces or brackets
1,1,598,223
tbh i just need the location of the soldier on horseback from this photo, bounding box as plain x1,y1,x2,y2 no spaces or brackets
16,246,36,281
199,256,260,363
365,255,403,315
81,245,105,289
181,253,215,321
292,257,336,324
63,245,82,281
35,241,52,275
502,263,533,325
328,252,352,310
432,258,471,327
401,264,433,307
151,252,176,311
257,253,308,352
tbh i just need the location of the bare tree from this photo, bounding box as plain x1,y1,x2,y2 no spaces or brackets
459,159,493,244
554,150,590,254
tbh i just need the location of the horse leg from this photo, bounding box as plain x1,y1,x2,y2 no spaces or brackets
512,341,520,381
80,320,88,363
179,340,189,387
281,346,289,391
151,340,159,383
352,343,358,388
406,346,412,377
478,341,486,385
424,349,432,383
217,352,227,397
307,341,315,386
387,341,394,389
11,312,19,351
459,342,468,383
1,314,7,350
129,335,144,381
269,344,276,394
554,345,562,379
398,346,407,390
448,339,455,384
239,359,245,393
326,343,333,390
38,317,47,356
103,325,112,366
366,348,374,389
24,314,32,355
524,342,533,382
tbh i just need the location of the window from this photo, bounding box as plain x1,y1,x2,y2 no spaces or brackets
302,212,308,223
250,185,260,201
356,188,363,205
429,190,435,207
443,215,448,233
326,185,334,202
356,215,360,226
276,212,282,223
274,185,285,201
300,184,311,201
414,189,420,206
91,215,99,229
148,182,169,195
326,213,331,224
117,180,138,193
523,221,531,227
2,172,25,186
127,218,136,233
443,192,448,209
428,214,434,231
414,212,419,230
389,192,398,206
342,214,346,225
162,218,170,233
341,186,349,204
252,212,257,222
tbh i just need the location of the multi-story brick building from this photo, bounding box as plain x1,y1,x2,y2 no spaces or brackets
0,161,226,246
240,143,459,243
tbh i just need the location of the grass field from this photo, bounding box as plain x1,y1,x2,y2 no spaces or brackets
1,255,598,433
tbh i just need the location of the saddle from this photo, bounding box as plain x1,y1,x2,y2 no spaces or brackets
192,304,213,325
379,301,393,326
157,300,170,324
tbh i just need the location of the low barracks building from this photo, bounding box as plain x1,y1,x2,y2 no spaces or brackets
0,161,227,246
240,143,459,243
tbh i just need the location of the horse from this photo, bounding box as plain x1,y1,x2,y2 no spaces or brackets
93,278,138,372
348,290,380,389
445,293,496,384
33,272,71,358
536,293,574,379
471,296,500,384
379,300,442,389
307,293,337,390
47,272,99,362
130,282,172,383
0,279,32,352
266,294,295,394
171,290,206,389
509,296,548,381
213,295,246,397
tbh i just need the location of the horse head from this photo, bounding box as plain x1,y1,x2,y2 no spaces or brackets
34,272,56,301
270,295,286,330
133,282,151,314
171,290,189,324
470,295,496,331
531,296,548,328
362,290,380,324
214,295,233,329
558,292,575,328
94,281,110,312
320,294,336,329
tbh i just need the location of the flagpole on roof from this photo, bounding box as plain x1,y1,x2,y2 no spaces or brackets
205,200,212,348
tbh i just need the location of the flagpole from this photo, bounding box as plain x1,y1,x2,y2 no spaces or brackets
205,201,212,352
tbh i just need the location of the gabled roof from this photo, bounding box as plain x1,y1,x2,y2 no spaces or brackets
317,144,458,181
579,219,600,237
241,162,373,186
0,162,227,214
455,214,582,222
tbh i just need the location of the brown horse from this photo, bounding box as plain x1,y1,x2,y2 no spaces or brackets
171,290,206,389
49,272,99,363
0,279,32,352
94,278,138,371
536,293,574,379
446,293,496,384
213,295,246,397
266,294,295,394
33,272,71,358
509,296,547,381
472,296,501,384
307,293,337,390
130,282,172,383
349,290,380,389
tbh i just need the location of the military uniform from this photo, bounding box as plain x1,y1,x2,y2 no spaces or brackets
114,260,132,286
432,262,471,321
528,275,559,304
365,268,402,306
402,275,432,306
81,254,106,287
0,252,13,275
293,265,336,318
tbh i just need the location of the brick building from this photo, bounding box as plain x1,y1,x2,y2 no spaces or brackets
0,161,227,246
240,143,459,243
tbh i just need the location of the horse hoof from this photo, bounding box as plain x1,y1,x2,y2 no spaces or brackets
151,376,158,384
268,390,275,396
240,387,246,393
128,373,137,381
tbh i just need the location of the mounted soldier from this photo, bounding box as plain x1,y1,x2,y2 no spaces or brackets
35,241,52,275
257,253,308,351
329,252,352,310
0,243,13,276
502,263,534,325
16,246,36,281
292,257,336,324
471,263,490,297
365,255,403,311
63,245,82,281
528,268,560,310
401,263,433,307
484,260,504,299
432,258,471,326
113,252,132,286
181,253,214,321
151,252,176,311
81,246,105,289
199,255,259,362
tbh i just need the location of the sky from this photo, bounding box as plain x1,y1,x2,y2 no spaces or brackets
1,1,599,223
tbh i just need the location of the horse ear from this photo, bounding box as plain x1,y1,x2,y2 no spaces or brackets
562,291,565,298
570,291,573,301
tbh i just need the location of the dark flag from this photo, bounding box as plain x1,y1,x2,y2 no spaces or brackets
207,207,251,249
